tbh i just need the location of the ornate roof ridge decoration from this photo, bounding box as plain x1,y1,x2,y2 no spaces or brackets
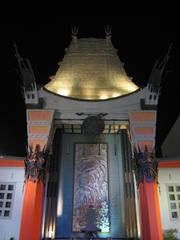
24,144,49,183
133,145,158,185
140,43,173,110
14,42,42,106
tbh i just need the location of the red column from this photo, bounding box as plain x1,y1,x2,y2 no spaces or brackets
139,180,163,240
129,111,163,239
139,183,150,238
19,109,54,240
20,181,44,240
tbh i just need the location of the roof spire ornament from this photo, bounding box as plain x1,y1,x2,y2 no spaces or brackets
72,26,79,40
105,25,112,40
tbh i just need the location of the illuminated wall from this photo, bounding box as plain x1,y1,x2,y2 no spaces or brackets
55,132,126,238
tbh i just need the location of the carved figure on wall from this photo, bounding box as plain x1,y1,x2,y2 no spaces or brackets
82,205,101,239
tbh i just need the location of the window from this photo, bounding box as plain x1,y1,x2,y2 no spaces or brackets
167,184,180,220
0,183,15,219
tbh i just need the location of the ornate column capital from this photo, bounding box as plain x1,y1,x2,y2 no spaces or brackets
24,144,49,183
133,145,158,185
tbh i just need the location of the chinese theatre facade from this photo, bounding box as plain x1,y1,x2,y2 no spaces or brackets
1,29,178,240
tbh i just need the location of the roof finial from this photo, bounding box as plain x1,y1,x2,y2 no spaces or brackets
158,42,173,76
144,42,173,107
72,26,79,39
148,42,173,93
14,42,39,105
105,25,112,39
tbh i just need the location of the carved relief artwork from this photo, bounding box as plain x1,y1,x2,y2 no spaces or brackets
73,144,110,232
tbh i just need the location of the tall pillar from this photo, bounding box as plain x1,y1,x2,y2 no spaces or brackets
129,111,163,240
20,109,54,240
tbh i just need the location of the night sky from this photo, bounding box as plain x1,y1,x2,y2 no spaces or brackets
0,16,179,156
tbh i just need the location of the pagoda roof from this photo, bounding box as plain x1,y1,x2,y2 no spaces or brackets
45,37,138,100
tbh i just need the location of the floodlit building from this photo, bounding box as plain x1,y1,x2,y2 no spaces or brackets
0,29,179,240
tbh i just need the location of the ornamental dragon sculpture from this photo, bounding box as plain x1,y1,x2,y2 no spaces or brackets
24,144,49,182
133,145,158,185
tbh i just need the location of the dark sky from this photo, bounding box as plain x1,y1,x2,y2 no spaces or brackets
0,16,179,156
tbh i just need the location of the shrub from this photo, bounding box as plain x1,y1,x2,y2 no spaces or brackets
163,229,178,240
